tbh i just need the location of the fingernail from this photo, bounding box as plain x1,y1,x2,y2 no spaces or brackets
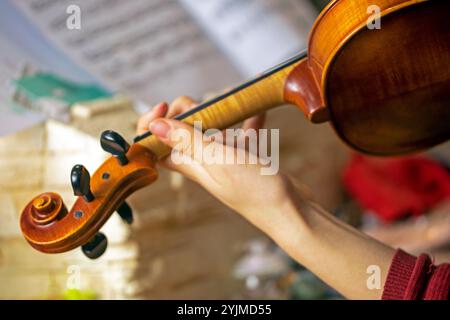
156,102,166,110
149,119,171,138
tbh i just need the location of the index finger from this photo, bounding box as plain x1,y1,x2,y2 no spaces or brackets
136,102,168,135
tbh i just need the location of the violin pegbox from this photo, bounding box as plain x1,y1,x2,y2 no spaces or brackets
20,130,158,259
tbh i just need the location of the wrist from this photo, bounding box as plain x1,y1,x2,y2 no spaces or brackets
248,174,318,250
269,195,323,259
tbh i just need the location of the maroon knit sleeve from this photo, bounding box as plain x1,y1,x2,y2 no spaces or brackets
382,249,449,300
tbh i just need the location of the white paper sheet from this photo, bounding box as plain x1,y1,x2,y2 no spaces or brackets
179,0,317,77
13,0,241,105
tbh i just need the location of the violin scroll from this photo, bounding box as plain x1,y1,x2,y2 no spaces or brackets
20,131,158,259
28,192,68,226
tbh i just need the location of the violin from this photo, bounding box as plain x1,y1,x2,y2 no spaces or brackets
21,0,450,259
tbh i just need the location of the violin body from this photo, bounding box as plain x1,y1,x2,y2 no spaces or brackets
20,0,450,257
305,0,450,155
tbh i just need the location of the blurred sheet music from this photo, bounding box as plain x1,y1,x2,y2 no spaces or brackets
179,0,317,77
0,32,45,136
13,0,240,104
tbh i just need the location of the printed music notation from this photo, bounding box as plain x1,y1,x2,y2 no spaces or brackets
15,0,240,104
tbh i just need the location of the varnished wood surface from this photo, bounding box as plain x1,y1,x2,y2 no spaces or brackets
284,58,328,124
324,0,450,154
308,0,429,85
20,144,158,253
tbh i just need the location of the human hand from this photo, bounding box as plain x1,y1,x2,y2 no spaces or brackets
137,96,308,235
137,97,398,300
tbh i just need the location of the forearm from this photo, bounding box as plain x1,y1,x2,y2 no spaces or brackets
260,186,396,300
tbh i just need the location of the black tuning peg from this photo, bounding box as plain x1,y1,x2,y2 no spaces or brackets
100,130,130,165
71,164,94,202
81,232,108,259
117,201,133,224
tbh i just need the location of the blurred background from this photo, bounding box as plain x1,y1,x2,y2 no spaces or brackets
0,0,449,300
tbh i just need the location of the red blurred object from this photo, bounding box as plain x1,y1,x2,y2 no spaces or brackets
343,155,450,223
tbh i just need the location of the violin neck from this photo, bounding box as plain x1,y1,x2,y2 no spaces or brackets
135,52,308,159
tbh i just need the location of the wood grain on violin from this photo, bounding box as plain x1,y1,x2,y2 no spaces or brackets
319,0,450,155
136,52,329,159
21,144,157,253
21,0,450,256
